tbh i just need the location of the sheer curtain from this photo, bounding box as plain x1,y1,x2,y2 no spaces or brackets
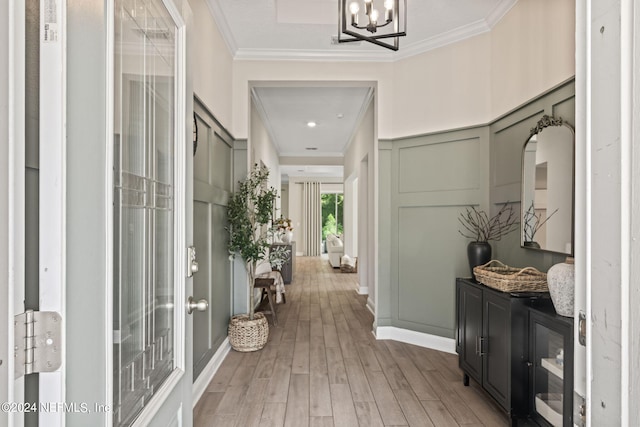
303,181,322,256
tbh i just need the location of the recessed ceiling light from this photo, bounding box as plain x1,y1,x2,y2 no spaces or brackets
337,113,344,119
306,147,318,151
307,121,317,128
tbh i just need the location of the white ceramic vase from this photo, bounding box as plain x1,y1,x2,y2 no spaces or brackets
547,257,575,317
281,230,293,244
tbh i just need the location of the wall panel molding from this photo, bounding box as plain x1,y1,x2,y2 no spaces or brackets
389,126,489,340
384,79,576,341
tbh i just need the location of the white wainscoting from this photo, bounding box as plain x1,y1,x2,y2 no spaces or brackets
375,326,456,355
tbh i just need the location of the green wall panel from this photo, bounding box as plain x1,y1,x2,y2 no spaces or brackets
397,206,469,334
384,79,575,340
398,138,481,194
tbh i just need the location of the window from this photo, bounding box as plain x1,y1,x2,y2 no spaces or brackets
321,193,344,245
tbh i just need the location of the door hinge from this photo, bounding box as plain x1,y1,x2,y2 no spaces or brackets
578,311,586,346
14,310,62,379
574,392,586,427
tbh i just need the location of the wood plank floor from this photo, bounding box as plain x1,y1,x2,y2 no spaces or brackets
194,256,509,427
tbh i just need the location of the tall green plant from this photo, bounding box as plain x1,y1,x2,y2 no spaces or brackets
227,164,279,319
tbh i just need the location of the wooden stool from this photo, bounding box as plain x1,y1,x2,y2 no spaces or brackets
254,277,277,325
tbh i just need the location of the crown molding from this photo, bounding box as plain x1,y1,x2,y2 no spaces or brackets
234,48,397,63
250,87,283,153
393,19,492,61
342,87,375,153
205,0,238,56
279,150,345,158
486,0,518,27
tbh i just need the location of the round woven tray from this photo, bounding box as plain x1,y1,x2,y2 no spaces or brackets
228,312,269,352
473,260,548,292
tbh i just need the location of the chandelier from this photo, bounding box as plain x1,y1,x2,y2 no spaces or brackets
338,0,406,51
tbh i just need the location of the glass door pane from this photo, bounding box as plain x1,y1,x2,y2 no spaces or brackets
113,0,176,425
533,322,565,427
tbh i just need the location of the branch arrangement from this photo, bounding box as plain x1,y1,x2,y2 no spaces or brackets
522,202,558,242
458,203,518,242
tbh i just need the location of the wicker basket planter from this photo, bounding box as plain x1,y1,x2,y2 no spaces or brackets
228,312,269,352
340,256,358,273
473,260,548,293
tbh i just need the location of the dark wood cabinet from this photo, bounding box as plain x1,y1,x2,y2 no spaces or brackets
270,242,295,284
456,278,551,423
457,280,483,383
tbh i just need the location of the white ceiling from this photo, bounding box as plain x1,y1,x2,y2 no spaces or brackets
213,1,518,179
207,0,517,61
280,165,345,181
252,86,373,158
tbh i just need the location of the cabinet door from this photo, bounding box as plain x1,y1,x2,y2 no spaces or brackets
458,282,483,384
530,310,574,427
483,292,510,409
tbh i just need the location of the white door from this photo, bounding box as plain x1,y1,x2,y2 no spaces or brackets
1,0,195,425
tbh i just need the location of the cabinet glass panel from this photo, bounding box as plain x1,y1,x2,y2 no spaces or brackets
533,322,565,427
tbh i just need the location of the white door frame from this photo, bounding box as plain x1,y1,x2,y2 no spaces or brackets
1,0,26,425
38,0,67,422
576,0,640,424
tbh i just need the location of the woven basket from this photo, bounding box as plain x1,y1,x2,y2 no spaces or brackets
228,312,269,352
473,260,548,292
340,257,358,273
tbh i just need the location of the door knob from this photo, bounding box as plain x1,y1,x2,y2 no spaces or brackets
187,297,208,314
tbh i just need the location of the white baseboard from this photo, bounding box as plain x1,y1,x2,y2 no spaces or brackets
375,326,456,354
192,338,231,407
357,286,368,295
366,298,375,315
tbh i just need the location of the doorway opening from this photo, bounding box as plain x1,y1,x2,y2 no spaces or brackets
321,192,344,253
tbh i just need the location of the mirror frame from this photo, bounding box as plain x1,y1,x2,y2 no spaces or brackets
520,114,575,255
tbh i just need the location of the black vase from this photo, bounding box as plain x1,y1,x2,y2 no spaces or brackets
467,241,492,278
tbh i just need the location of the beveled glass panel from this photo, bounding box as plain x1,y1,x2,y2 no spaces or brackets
113,0,176,424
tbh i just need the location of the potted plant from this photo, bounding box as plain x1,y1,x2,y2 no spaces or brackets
227,164,287,351
458,203,518,277
522,202,558,248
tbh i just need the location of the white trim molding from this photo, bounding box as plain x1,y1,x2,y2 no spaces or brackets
375,326,456,355
356,286,368,295
192,338,232,407
366,298,375,316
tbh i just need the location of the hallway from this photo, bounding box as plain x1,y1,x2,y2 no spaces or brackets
194,257,508,426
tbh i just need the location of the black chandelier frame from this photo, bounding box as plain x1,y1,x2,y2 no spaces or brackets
338,0,407,51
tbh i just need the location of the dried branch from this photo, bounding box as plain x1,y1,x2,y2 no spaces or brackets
522,202,558,242
458,203,518,242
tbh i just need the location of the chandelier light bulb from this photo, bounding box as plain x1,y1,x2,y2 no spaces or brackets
338,0,406,51
384,0,393,21
370,8,379,24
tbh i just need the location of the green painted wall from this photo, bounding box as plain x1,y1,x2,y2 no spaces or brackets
381,79,575,339
386,127,490,338
491,80,575,271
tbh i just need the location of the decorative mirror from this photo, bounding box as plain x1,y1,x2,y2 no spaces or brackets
521,115,574,255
